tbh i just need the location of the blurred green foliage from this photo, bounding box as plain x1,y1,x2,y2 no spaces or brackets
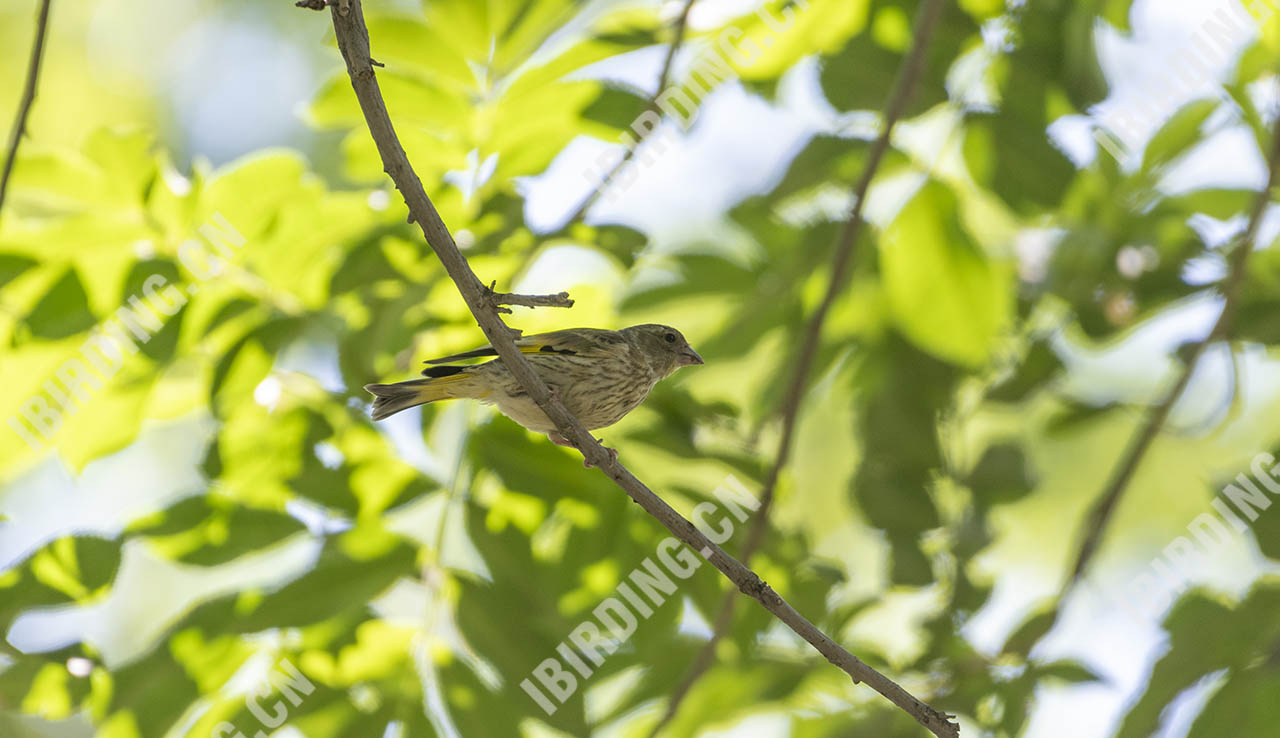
3,0,1280,736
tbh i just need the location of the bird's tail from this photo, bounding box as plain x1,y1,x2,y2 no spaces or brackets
364,371,479,421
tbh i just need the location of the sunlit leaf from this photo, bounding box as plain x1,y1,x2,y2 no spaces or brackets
879,181,1013,367
25,269,95,340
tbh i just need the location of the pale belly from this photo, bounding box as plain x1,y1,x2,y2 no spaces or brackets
478,354,657,433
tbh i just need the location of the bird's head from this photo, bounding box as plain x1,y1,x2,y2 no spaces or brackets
622,324,704,377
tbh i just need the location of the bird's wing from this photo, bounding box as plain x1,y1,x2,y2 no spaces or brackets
423,328,616,365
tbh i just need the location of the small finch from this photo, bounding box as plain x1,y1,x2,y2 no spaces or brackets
364,324,703,458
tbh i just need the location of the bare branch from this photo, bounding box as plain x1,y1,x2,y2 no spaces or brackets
652,0,951,732
0,0,53,219
1066,110,1280,589
494,291,572,308
562,0,697,226
482,281,574,314
319,2,957,735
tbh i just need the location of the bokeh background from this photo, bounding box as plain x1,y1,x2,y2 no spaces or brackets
2,0,1280,736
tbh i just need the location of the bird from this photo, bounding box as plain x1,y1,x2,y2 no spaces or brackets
364,324,703,463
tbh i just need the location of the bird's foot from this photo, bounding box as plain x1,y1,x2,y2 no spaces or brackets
547,430,617,468
582,439,618,469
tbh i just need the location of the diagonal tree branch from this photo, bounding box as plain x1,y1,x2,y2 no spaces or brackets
0,0,53,219
561,0,697,226
651,0,949,733
1065,111,1280,590
310,1,958,735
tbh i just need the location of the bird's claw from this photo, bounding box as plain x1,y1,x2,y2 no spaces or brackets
582,439,618,469
547,429,617,468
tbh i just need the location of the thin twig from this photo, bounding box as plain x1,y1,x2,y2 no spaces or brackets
651,0,950,733
1171,340,1242,437
0,0,53,218
1066,112,1280,589
319,2,957,735
561,0,697,226
1223,340,1246,426
482,280,573,314
484,0,696,290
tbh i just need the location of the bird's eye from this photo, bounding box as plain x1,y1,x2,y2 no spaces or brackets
663,332,677,344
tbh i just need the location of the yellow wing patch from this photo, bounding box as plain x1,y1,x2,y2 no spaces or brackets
519,344,578,356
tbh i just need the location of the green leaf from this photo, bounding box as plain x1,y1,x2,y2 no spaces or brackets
852,336,954,580
287,412,358,516
199,297,256,337
620,252,759,312
1117,583,1280,738
1187,668,1280,738
131,496,307,566
234,539,418,632
328,230,405,295
727,0,874,83
0,710,92,738
768,135,870,199
210,317,302,412
890,539,934,585
1046,400,1120,435
119,259,185,363
880,181,1013,367
26,268,96,340
363,15,477,90
967,443,1036,507
1100,0,1135,31
105,649,198,736
987,339,1063,403
1036,659,1102,684
1002,608,1056,657
0,254,37,289
82,128,156,208
584,223,647,268
820,0,976,116
581,86,649,134
963,0,1100,211
1141,98,1218,175
964,102,1075,212
1235,445,1280,560
1163,188,1256,219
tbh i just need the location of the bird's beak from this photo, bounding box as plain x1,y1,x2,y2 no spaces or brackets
680,348,704,366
